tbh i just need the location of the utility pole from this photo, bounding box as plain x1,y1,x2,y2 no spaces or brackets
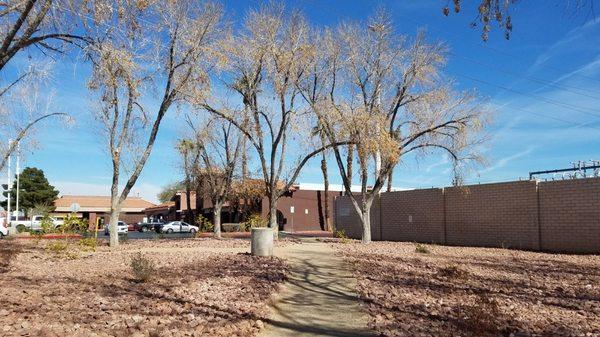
15,142,19,220
6,139,11,233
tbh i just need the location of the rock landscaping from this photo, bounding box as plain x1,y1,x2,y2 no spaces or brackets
336,242,600,337
0,238,288,337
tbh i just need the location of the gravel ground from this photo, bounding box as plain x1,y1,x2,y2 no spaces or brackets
0,239,289,337
335,242,600,337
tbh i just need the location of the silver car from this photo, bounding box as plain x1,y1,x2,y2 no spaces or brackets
159,221,198,234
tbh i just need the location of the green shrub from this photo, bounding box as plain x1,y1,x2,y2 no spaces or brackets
333,229,350,243
241,213,267,231
78,238,97,252
415,243,430,254
40,215,56,234
197,214,214,232
46,241,69,255
62,213,88,233
130,252,155,283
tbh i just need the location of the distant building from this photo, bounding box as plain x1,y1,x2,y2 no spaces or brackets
144,182,369,232
53,195,156,229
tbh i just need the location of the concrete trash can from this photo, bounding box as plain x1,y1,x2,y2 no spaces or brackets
251,227,274,256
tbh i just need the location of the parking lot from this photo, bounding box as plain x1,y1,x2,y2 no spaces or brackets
97,231,197,240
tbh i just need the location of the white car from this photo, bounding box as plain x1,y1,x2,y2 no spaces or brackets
159,221,198,234
104,221,129,235
0,224,8,237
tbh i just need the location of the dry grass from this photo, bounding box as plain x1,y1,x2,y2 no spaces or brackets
0,239,288,337
336,242,600,337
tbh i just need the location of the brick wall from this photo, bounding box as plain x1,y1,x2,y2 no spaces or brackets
380,188,445,243
334,178,600,254
539,179,600,253
445,181,540,250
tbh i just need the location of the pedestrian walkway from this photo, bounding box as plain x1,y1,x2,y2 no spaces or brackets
261,240,376,337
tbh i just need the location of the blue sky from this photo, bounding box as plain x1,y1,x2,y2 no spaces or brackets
5,0,600,204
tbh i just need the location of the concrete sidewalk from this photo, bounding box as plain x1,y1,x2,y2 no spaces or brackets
261,241,375,337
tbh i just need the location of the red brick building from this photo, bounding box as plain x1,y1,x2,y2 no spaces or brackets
53,195,156,229
144,183,347,232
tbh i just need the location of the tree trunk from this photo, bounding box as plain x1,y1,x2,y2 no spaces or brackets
387,167,393,193
361,208,372,244
109,162,120,248
321,155,330,231
213,202,222,239
185,181,192,224
267,195,279,239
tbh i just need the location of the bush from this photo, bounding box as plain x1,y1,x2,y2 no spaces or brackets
40,215,56,234
0,240,22,272
437,264,467,278
46,241,69,255
197,214,214,232
333,229,350,243
457,295,513,336
241,213,267,231
78,238,97,252
130,252,155,283
415,243,430,254
62,213,88,233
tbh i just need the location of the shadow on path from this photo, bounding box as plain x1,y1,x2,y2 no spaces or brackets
261,241,376,337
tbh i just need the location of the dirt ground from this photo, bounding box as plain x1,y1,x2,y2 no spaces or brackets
336,242,600,337
0,238,289,337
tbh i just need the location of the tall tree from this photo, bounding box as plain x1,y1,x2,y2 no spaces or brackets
300,16,488,243
0,0,106,171
1,167,58,215
177,139,198,225
186,116,243,238
87,0,225,247
199,5,347,234
157,181,184,204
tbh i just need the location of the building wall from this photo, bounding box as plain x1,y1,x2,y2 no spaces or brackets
263,190,341,232
334,178,600,253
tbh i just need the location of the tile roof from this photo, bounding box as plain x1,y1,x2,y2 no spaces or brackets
54,195,156,212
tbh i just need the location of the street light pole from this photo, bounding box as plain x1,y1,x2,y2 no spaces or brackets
6,139,11,231
15,142,19,220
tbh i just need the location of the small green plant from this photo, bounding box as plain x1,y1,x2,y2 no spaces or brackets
46,241,69,255
415,243,430,254
197,214,214,232
333,229,350,243
78,238,97,252
130,252,155,283
241,213,267,231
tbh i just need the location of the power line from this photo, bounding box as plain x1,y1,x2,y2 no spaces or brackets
451,71,600,119
449,52,600,101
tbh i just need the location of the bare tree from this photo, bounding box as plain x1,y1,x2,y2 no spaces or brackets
176,139,198,225
198,5,348,234
87,0,224,247
186,116,243,238
300,16,488,243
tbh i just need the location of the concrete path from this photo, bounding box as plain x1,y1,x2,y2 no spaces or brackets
261,240,375,337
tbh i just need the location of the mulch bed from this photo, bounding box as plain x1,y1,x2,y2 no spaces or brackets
336,242,600,337
0,239,288,337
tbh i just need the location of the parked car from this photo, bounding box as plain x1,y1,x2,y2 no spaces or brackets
11,215,64,232
0,223,8,237
156,221,198,234
104,221,129,235
135,220,165,232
